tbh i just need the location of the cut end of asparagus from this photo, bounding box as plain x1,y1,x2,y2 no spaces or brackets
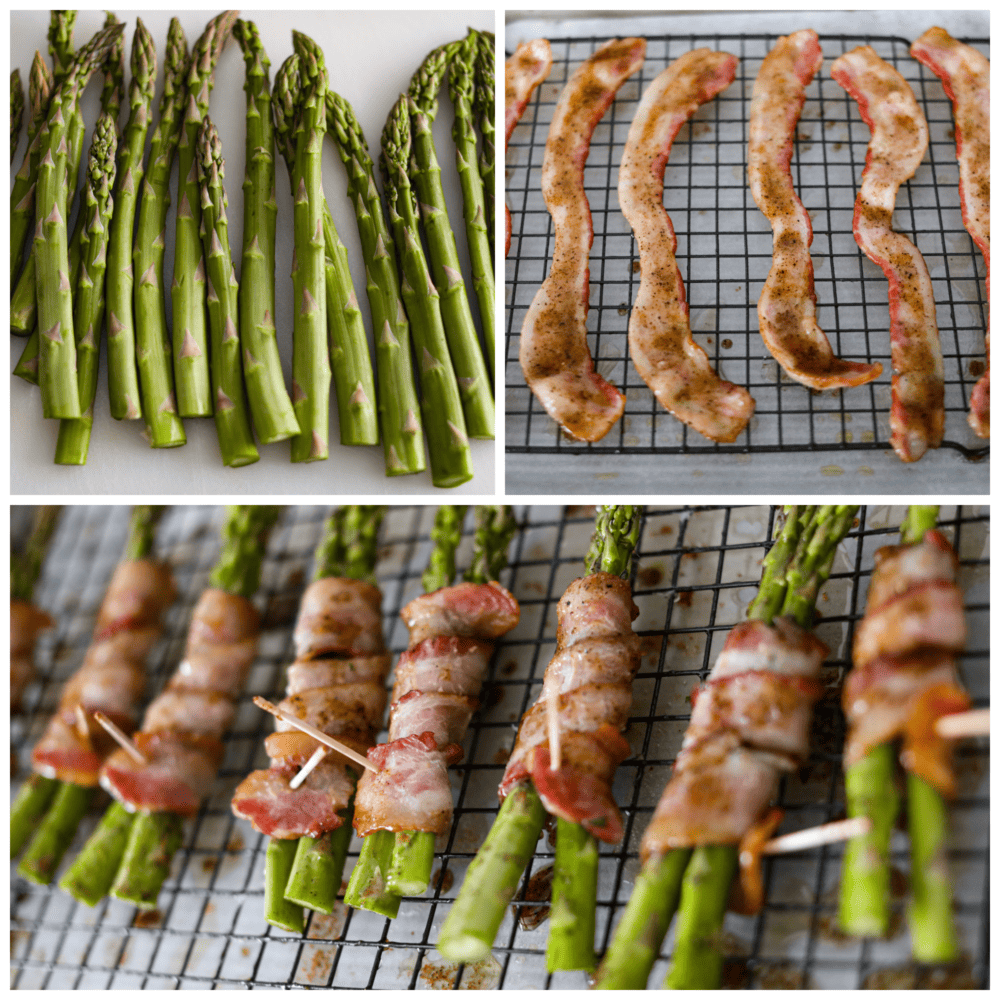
266,838,306,933
435,932,493,965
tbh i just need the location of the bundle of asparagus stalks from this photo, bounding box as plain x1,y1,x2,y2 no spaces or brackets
11,12,494,488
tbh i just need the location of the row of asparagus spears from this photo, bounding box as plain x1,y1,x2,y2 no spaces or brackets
10,12,495,486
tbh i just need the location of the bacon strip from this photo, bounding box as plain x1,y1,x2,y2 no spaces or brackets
831,47,944,463
641,619,827,865
353,582,520,837
619,49,755,443
750,31,883,390
910,27,990,438
102,588,259,815
231,578,390,840
11,600,54,710
844,529,970,797
31,560,177,787
519,37,646,442
505,38,553,258
499,572,640,844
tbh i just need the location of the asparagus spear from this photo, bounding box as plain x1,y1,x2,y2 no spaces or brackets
10,504,62,602
196,116,260,468
48,11,77,88
134,17,188,449
232,20,299,445
54,111,117,465
407,42,494,440
421,504,469,592
448,31,495,375
473,31,496,243
382,95,470,487
11,69,24,161
172,10,238,418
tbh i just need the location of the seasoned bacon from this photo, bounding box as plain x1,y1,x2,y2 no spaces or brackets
102,588,258,814
232,577,390,839
910,27,990,437
10,599,54,709
750,31,883,390
32,560,176,787
505,38,553,257
619,48,755,443
519,37,646,442
500,573,640,844
353,581,520,836
831,47,944,463
641,617,827,860
844,530,970,796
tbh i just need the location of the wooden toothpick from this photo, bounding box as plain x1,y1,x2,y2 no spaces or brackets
290,745,328,789
760,816,872,856
547,689,561,771
935,708,989,739
92,711,148,766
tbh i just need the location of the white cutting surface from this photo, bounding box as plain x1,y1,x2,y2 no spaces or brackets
10,10,495,496
504,10,990,496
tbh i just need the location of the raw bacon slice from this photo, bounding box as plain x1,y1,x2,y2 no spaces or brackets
505,38,553,257
910,27,990,438
619,48,755,443
519,37,646,442
32,560,176,787
749,31,883,390
232,577,390,839
353,581,520,837
499,572,640,844
10,600,54,710
831,46,944,463
102,588,259,814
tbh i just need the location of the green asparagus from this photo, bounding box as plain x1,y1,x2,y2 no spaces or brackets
111,811,184,909
473,31,496,243
10,504,62,602
59,801,136,906
17,781,93,885
12,69,24,161
10,774,60,858
47,11,76,88
421,505,469,592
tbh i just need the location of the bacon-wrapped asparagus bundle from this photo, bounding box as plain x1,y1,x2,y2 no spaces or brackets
12,506,173,883
346,506,519,918
839,506,969,962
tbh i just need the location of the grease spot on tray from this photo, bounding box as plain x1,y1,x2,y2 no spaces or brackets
820,465,843,476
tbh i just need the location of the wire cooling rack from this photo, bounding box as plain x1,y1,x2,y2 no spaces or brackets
505,32,990,463
10,504,990,989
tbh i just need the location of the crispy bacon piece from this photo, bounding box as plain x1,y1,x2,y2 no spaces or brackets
750,31,883,390
844,529,970,797
910,27,990,438
641,618,827,859
831,46,944,463
31,560,176,787
102,588,258,814
619,48,755,443
353,581,520,837
499,572,640,844
232,578,390,839
10,600,54,710
519,37,646,442
505,38,553,257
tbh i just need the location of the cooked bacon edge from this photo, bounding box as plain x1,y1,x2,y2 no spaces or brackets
31,560,176,787
619,47,755,443
831,46,944,463
910,27,990,438
519,37,646,442
750,30,883,391
505,38,553,257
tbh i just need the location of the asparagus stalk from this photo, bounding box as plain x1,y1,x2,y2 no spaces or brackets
10,775,61,858
171,10,238,418
285,818,353,914
10,504,62,602
448,31,495,375
17,782,93,885
58,801,135,905
196,116,260,468
232,20,299,445
407,42,494,440
48,11,77,88
267,837,305,933
54,110,117,465
421,504,469,593
382,95,470,487
132,18,188,448
11,69,24,161
473,31,496,243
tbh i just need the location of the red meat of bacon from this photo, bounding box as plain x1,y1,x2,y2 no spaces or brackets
831,46,944,463
505,38,553,257
102,587,259,815
844,529,970,797
31,560,176,787
750,31,883,390
641,618,827,861
353,581,520,838
519,37,646,442
910,27,990,438
619,48,755,444
499,572,640,844
11,599,54,710
232,578,390,840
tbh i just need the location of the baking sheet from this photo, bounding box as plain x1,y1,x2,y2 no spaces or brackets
504,11,989,495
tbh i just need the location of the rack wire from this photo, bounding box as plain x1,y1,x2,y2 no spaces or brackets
505,32,990,463
10,504,989,989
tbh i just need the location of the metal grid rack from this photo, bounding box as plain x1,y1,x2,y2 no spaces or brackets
10,504,990,989
505,32,990,462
